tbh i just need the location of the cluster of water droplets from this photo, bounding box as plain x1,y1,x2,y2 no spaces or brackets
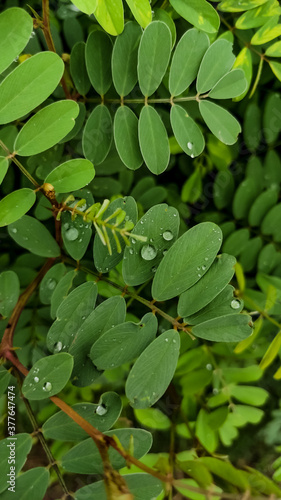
140,230,175,263
63,221,90,243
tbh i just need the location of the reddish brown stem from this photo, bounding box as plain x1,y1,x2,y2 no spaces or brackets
0,258,55,355
41,0,71,99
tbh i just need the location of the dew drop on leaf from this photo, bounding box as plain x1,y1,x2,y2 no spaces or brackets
46,278,56,290
34,377,39,383
54,341,63,352
96,405,107,416
162,230,174,241
43,382,52,392
141,244,157,261
231,299,241,309
65,227,79,241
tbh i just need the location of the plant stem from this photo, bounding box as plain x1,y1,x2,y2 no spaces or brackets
0,139,40,188
14,372,73,499
0,258,55,355
63,257,194,337
41,0,71,99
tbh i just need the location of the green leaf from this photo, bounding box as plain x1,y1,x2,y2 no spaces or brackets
90,313,157,369
199,101,241,145
198,457,249,490
126,329,180,408
218,0,269,12
1,468,49,500
170,105,205,158
72,0,124,35
82,105,112,165
42,392,122,440
86,31,113,95
0,367,11,396
192,314,253,342
138,105,170,174
265,40,281,57
153,9,176,47
236,0,281,30
170,0,220,33
51,269,77,319
152,222,222,301
196,409,218,453
249,188,278,227
75,474,163,500
209,69,247,99
169,29,209,97
112,21,142,96
138,21,172,97
0,270,20,317
0,8,33,75
0,156,9,184
126,0,152,28
114,106,143,170
223,365,263,383
181,169,202,204
9,215,60,257
134,408,171,430
233,177,261,220
70,296,126,386
62,428,152,473
197,39,235,94
243,102,261,151
22,353,74,400
269,60,281,81
223,228,250,257
39,263,66,305
14,101,79,156
260,331,281,370
45,159,95,193
177,459,213,488
47,282,98,353
122,204,180,286
0,52,64,124
0,434,32,494
233,47,252,101
213,170,235,209
251,15,281,45
185,285,243,325
0,189,36,227
229,385,268,405
70,41,91,95
263,93,281,144
178,254,236,317
61,212,92,261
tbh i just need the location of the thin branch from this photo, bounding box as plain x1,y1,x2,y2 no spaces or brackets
0,140,40,188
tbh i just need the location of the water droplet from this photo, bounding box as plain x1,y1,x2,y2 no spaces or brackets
96,405,107,416
202,265,207,271
204,257,209,261
63,223,69,230
206,364,213,371
11,227,17,233
163,230,173,241
54,341,62,352
34,377,39,383
231,299,240,310
46,278,56,290
65,227,79,241
141,244,157,261
129,248,134,255
191,154,195,158
163,249,168,256
213,388,219,395
172,339,176,344
165,338,169,342
131,239,136,244
197,266,200,271
43,382,52,392
30,31,35,38
187,141,193,150
151,266,157,273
